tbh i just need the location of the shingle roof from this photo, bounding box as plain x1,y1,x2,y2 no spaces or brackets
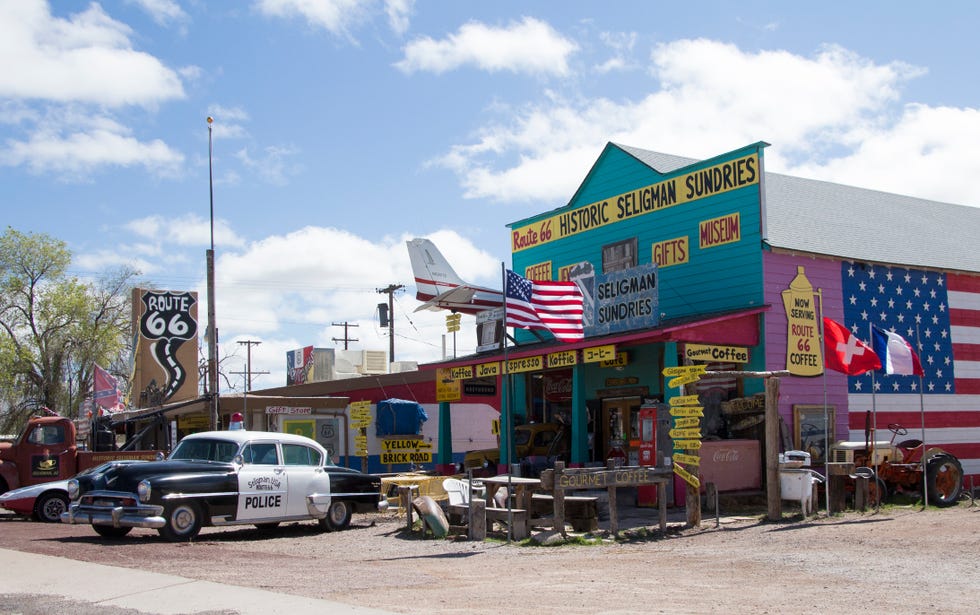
614,143,980,273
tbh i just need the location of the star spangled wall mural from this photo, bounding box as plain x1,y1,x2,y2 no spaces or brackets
840,261,980,475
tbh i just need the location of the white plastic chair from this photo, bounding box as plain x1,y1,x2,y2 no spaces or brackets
442,478,469,505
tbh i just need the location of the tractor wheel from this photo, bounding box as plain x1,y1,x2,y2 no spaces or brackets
869,477,888,507
926,454,963,507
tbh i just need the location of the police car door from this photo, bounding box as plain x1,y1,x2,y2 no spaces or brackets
236,441,288,521
282,442,331,518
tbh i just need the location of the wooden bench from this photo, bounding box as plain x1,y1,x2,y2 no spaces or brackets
446,502,530,540
531,493,599,531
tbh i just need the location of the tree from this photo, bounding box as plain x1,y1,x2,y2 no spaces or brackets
0,228,138,433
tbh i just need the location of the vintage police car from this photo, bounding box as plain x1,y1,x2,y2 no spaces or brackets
61,430,386,541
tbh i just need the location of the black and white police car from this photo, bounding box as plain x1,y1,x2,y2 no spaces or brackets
61,428,386,541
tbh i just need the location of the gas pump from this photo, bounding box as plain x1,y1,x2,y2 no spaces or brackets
637,404,658,506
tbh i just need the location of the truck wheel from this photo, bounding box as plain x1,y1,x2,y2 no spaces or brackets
34,491,69,523
94,525,132,538
159,501,202,542
318,500,352,532
927,454,963,507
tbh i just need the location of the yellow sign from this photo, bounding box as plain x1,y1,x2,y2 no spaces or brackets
673,439,702,450
668,374,701,388
662,365,707,377
507,355,543,373
669,428,702,439
283,419,315,439
382,438,432,452
699,212,740,249
178,414,209,430
673,462,701,488
684,343,749,364
448,366,473,380
599,351,629,368
436,377,461,402
546,350,578,368
669,406,704,418
583,345,617,363
510,152,759,252
351,420,372,429
652,236,689,268
782,266,823,376
446,313,461,332
673,417,700,429
524,261,552,280
491,419,500,436
381,451,432,464
673,452,700,466
475,362,501,377
669,394,701,406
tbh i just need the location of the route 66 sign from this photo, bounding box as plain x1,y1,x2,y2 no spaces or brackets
135,289,199,404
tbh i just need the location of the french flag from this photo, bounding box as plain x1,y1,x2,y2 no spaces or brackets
871,326,924,376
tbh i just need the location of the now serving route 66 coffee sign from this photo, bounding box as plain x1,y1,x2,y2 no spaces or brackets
133,288,200,406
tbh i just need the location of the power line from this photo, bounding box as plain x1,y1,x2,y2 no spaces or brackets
331,321,359,350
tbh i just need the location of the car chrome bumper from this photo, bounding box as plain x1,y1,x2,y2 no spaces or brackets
61,499,166,529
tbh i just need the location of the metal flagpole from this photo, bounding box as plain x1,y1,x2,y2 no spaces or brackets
501,263,513,543
869,323,880,512
917,322,928,509
817,290,831,516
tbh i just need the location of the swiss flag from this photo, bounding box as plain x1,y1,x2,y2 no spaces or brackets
823,318,881,375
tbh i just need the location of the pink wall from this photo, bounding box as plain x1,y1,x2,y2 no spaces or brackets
763,252,850,447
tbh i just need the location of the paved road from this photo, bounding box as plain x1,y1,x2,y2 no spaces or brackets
0,547,396,615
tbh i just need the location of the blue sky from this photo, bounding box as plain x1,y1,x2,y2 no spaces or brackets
3,1,980,392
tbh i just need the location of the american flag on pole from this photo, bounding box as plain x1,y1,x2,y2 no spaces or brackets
841,262,980,477
505,269,585,342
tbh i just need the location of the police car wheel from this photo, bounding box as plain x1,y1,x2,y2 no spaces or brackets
159,501,202,542
319,500,352,532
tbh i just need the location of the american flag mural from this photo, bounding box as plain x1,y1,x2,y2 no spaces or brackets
841,262,980,478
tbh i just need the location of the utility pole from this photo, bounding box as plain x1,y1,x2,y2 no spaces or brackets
206,116,220,430
331,322,359,350
376,284,403,363
235,340,266,391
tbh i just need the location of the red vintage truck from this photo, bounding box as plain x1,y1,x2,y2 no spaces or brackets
0,415,161,495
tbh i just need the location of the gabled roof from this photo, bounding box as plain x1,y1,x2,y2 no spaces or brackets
614,143,980,273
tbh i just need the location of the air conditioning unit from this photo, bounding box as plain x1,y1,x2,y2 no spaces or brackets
359,350,389,375
389,361,418,374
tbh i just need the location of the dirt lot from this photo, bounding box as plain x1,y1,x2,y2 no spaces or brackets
1,500,979,614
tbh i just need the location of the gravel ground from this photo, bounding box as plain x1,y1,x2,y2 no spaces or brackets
1,499,978,615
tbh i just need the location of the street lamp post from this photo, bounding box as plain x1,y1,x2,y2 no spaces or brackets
207,116,220,430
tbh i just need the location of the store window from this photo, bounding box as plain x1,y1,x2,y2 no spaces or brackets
602,237,637,273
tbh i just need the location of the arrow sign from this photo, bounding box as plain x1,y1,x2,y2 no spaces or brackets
669,428,702,439
669,394,701,406
672,462,701,488
672,439,702,450
670,406,704,418
673,452,700,466
673,417,700,429
662,365,706,377
668,374,701,388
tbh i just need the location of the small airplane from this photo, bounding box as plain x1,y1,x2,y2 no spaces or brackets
406,238,503,315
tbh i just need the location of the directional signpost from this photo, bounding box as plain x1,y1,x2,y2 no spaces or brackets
663,366,706,497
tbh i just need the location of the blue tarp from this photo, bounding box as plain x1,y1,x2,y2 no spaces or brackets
374,398,428,436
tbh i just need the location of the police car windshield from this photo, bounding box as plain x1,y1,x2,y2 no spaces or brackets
170,438,239,462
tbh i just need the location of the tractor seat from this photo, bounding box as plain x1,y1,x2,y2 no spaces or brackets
897,439,922,449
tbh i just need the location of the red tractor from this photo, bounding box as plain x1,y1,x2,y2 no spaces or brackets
831,413,964,507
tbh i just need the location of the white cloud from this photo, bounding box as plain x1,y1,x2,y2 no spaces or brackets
385,0,413,35
124,213,245,249
127,0,190,28
0,117,184,177
255,0,371,40
0,1,185,106
433,38,941,205
395,17,578,76
236,144,302,185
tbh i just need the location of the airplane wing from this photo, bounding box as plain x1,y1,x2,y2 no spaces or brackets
413,286,478,312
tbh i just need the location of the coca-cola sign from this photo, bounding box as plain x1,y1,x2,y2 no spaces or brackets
712,448,741,463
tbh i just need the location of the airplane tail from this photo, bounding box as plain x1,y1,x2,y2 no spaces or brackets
407,238,465,301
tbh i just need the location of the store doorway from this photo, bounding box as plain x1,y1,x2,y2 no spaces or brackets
600,396,642,465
